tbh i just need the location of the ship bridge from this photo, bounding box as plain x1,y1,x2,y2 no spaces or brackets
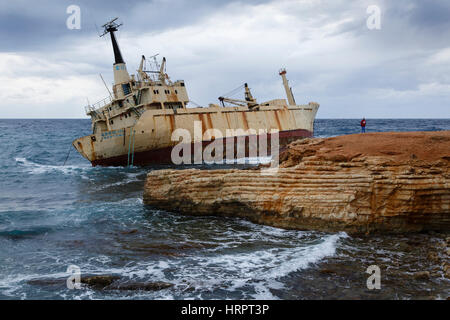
84,18,189,133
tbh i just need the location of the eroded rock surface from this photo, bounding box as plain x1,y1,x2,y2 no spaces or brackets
143,131,450,234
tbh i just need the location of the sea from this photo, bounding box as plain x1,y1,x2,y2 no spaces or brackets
0,119,449,300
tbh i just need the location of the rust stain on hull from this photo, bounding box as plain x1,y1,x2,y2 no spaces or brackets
91,128,312,166
75,105,319,166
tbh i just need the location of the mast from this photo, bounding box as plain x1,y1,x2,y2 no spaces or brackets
100,18,125,64
279,68,296,106
159,57,166,84
100,18,130,97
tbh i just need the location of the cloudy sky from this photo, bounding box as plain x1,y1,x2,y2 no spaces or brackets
1,0,449,118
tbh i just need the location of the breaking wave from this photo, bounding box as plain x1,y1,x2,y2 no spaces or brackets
15,157,92,176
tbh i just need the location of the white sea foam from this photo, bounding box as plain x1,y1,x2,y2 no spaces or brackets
69,232,347,299
14,157,136,176
15,157,91,176
0,232,346,299
168,232,347,298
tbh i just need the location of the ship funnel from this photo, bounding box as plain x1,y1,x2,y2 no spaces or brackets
279,68,296,106
101,18,130,89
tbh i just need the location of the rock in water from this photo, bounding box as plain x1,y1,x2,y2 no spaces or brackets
413,271,430,280
81,275,121,289
109,281,174,291
143,131,450,234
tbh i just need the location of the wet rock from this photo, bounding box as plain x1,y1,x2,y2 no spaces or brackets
413,271,430,280
27,278,65,287
396,242,412,252
436,241,446,248
120,229,138,235
319,269,337,275
406,239,423,247
427,252,440,263
444,265,450,279
109,281,173,291
430,273,440,278
38,274,174,291
416,295,436,300
81,275,121,289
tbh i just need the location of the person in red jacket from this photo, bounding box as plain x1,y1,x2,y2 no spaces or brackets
360,118,366,133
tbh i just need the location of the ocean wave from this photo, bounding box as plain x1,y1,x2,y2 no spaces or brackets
165,232,348,299
14,158,148,187
0,227,53,239
0,231,346,299
15,157,92,176
62,232,348,299
96,173,145,191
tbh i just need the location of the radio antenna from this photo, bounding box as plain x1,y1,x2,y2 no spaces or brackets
99,73,112,98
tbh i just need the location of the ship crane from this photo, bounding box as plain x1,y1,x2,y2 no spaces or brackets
137,55,149,81
139,54,170,84
218,83,259,109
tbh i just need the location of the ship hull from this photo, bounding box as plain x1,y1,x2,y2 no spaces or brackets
73,104,319,167
89,128,312,166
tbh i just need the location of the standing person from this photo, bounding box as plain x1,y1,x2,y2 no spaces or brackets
360,118,366,133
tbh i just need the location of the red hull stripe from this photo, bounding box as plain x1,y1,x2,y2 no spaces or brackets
91,129,312,166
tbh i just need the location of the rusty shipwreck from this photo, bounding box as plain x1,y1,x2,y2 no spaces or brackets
73,18,319,166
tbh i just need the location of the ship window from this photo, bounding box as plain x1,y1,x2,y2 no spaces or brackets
122,83,131,95
175,90,178,94
110,120,114,124
164,102,183,110
180,83,185,87
125,114,127,118
148,103,162,110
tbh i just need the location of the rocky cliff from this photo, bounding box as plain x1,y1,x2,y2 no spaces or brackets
143,131,450,234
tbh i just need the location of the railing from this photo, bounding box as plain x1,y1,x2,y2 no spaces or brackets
84,95,113,114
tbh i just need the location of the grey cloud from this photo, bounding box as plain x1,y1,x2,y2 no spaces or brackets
0,0,271,52
1,0,450,118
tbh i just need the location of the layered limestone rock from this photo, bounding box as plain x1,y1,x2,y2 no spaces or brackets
143,131,450,234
